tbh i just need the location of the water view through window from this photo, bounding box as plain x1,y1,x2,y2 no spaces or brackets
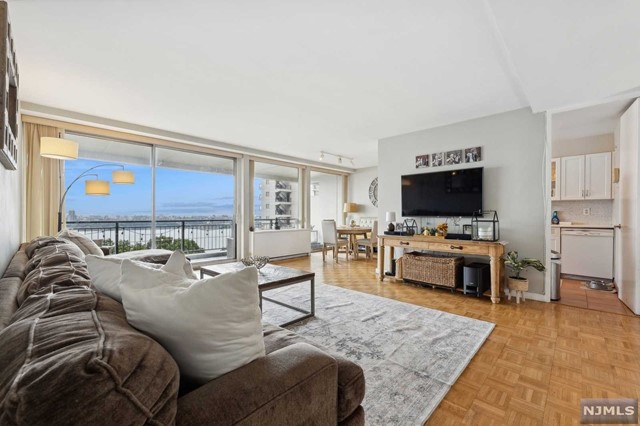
64,134,237,259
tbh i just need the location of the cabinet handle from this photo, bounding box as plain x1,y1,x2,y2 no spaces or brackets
450,245,464,250
400,241,410,246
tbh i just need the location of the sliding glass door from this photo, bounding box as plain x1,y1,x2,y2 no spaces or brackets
309,170,343,250
155,147,236,259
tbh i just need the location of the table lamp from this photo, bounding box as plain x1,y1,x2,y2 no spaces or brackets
344,202,358,226
385,211,396,232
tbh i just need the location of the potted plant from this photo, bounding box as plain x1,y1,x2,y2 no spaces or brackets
503,251,545,303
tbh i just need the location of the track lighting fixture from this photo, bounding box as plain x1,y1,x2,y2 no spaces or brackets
318,151,354,166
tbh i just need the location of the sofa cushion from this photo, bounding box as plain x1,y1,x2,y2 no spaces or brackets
0,277,20,332
24,241,86,277
18,248,91,306
0,245,28,331
24,237,66,259
0,284,179,425
1,243,28,280
263,323,366,422
57,229,104,257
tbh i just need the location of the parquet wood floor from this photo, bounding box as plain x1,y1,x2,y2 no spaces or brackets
558,279,634,316
275,253,640,425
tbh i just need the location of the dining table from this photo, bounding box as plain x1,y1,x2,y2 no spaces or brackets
336,226,372,259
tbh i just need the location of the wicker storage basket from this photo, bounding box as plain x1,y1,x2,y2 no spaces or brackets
402,252,464,288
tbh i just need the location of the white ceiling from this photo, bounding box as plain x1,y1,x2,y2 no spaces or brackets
10,0,640,168
552,98,634,141
487,0,640,112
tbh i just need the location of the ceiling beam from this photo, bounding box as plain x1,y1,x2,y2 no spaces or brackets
482,0,530,108
20,101,357,174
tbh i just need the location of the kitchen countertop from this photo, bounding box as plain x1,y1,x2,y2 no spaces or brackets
551,224,615,229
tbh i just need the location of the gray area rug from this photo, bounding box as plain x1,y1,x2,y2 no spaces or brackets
261,283,494,426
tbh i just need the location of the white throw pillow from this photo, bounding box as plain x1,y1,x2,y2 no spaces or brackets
162,250,197,278
86,250,196,302
119,261,265,384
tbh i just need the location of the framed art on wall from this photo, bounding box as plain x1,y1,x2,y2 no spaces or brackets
431,152,444,167
445,150,463,165
464,146,482,163
415,154,429,168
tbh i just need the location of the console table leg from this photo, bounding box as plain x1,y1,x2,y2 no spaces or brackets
490,255,501,304
377,237,385,281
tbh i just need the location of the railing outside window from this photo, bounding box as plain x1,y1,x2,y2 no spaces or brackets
66,219,235,256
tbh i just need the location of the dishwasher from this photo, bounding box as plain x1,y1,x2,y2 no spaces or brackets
560,228,614,279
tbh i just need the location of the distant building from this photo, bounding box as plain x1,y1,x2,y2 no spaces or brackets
255,178,299,228
67,210,77,222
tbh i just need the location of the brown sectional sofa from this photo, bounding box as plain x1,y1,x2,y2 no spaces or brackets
0,237,365,425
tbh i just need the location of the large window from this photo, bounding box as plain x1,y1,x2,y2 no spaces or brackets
64,134,153,253
253,161,300,230
64,133,237,260
155,147,236,259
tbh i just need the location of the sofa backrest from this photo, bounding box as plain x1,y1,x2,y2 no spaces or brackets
0,237,181,424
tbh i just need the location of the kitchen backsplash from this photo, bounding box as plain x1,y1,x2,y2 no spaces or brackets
552,200,613,225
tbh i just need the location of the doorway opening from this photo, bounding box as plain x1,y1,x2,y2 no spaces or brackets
549,97,638,315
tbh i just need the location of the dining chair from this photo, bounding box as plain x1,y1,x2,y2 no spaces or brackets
321,219,349,262
356,220,378,259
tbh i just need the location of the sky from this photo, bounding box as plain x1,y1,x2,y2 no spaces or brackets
65,159,237,218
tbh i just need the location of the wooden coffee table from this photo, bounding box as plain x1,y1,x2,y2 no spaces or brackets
200,263,315,327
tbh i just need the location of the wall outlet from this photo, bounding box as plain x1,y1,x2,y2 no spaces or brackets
583,208,591,216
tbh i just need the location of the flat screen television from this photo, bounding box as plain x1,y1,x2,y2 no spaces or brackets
401,167,483,217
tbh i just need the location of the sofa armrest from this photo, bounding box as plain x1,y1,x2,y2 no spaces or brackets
176,342,338,426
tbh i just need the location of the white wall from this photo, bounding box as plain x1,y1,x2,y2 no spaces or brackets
378,108,547,295
0,133,22,273
348,166,378,220
552,133,614,158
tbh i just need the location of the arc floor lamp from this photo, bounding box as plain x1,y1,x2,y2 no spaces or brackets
40,137,135,232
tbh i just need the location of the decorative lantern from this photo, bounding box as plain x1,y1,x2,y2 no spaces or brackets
403,218,418,236
472,210,500,241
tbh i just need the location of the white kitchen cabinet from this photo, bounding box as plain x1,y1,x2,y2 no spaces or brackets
560,155,585,200
559,153,612,200
585,152,612,199
550,158,561,201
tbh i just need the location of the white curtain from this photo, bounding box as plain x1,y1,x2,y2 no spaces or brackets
24,123,62,239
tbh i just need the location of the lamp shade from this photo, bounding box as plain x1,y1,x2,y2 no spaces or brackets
343,202,358,213
40,137,79,160
85,179,110,196
112,170,135,184
385,211,396,222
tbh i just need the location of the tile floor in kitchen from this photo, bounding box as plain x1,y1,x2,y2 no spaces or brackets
557,279,635,316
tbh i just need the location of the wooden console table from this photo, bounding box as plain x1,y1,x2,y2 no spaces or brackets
377,234,507,303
